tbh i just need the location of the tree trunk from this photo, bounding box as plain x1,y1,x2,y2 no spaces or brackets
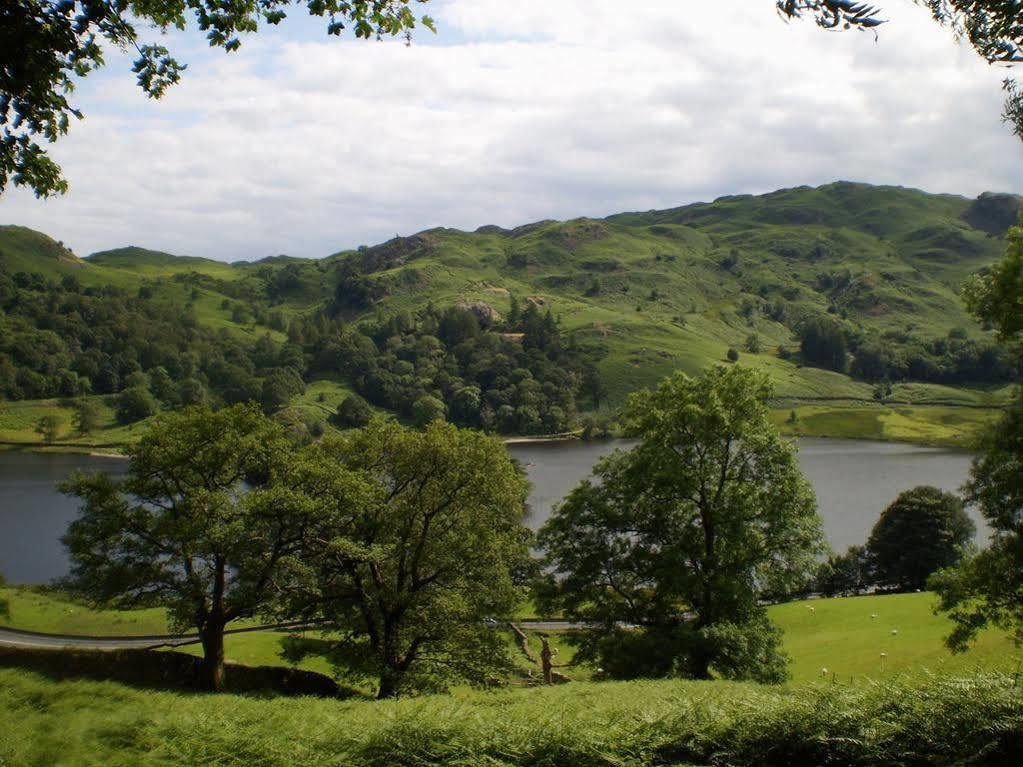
377,668,400,699
199,621,227,692
690,644,713,680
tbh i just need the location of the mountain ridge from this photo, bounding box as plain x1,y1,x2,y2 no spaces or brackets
1,180,1018,448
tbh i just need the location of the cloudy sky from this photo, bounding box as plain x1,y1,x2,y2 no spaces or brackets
2,0,1022,262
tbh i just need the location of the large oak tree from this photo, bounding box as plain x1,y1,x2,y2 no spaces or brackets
866,485,975,591
61,403,315,690
538,366,825,683
284,419,532,698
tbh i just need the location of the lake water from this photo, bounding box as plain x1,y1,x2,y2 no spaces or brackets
0,439,983,584
506,437,985,549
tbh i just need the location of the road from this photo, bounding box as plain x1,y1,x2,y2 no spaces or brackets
0,620,581,651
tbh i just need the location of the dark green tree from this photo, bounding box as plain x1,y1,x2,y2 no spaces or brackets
177,377,208,406
538,366,824,682
115,386,158,424
411,394,446,427
331,393,373,429
964,221,1023,355
867,485,974,591
2,0,435,197
60,404,314,691
34,413,61,444
799,315,849,372
286,420,531,698
931,394,1023,649
815,545,871,596
71,397,101,436
259,367,306,414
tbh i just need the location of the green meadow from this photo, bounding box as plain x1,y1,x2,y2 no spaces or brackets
2,587,1015,686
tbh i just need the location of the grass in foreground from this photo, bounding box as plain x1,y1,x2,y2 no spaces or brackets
3,589,1016,686
1,668,1021,767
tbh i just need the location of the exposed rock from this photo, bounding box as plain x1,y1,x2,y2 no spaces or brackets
455,300,503,327
356,233,435,274
962,192,1023,236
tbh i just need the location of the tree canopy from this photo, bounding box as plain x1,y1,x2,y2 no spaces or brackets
931,392,1023,650
1,0,435,197
537,366,825,683
283,419,531,698
60,404,314,690
781,2,1023,139
866,485,975,591
7,1,1023,199
965,221,1023,354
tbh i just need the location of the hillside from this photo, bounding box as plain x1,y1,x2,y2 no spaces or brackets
1,182,1018,446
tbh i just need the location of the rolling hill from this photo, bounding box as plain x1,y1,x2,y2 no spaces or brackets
1,181,1019,447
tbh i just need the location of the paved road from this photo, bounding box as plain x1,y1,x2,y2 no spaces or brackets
0,620,582,651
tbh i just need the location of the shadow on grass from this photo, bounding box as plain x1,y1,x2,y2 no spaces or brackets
0,643,364,699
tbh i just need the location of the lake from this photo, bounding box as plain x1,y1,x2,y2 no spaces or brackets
0,439,983,584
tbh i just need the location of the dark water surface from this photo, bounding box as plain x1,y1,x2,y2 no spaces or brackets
0,439,982,584
0,452,128,585
507,437,984,549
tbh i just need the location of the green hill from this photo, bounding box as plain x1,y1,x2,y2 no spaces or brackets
1,181,1018,447
86,246,240,280
0,226,89,278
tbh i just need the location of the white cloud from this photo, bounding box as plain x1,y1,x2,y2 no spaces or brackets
1,0,1020,261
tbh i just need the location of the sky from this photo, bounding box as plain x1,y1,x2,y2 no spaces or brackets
2,0,1022,262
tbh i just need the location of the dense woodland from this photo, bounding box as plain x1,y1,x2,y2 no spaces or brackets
0,265,598,435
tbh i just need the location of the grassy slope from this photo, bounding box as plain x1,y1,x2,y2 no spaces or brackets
2,182,1016,447
1,668,1020,767
2,588,1015,685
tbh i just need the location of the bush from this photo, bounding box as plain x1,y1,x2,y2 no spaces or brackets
867,486,975,591
116,387,158,424
411,395,447,428
331,394,372,429
727,347,740,362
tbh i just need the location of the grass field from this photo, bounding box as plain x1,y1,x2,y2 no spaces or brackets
0,395,1003,451
770,402,1001,447
2,588,1015,686
1,667,1020,767
2,586,1020,766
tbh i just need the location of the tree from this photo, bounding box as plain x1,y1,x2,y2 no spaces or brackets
286,420,531,698
331,393,373,429
726,347,740,362
537,366,824,682
931,393,1023,649
411,394,446,427
34,414,61,444
799,315,849,372
60,404,314,691
2,0,435,197
780,2,1023,140
115,386,158,424
71,397,101,436
177,377,208,406
815,545,871,596
867,486,974,591
964,221,1023,355
259,367,305,414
